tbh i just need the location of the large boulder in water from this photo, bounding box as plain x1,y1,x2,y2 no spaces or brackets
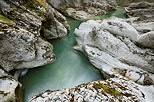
74,18,154,84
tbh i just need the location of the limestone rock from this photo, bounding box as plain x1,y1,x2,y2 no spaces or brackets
0,68,23,102
116,0,154,6
0,0,69,39
0,77,23,102
137,31,154,49
0,67,10,78
30,76,154,102
47,0,117,20
125,2,154,48
125,2,154,22
0,20,55,71
74,19,154,84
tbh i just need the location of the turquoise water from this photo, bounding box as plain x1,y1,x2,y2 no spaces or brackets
90,8,126,20
19,8,126,102
20,19,103,102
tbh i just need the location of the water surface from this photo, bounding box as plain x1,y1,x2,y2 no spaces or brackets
19,8,126,102
20,19,103,102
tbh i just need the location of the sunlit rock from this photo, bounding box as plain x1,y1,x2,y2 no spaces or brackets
30,76,154,102
74,19,154,84
0,67,23,102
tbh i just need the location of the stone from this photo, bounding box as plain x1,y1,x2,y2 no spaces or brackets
137,31,154,49
116,0,154,6
30,76,154,102
74,19,154,84
125,2,154,22
0,77,23,102
47,0,118,20
0,0,69,39
0,67,23,102
0,20,55,71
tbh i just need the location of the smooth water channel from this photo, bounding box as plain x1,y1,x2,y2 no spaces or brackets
19,8,126,102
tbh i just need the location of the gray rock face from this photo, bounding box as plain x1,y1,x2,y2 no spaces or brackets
47,0,117,20
126,2,154,22
74,19,154,84
0,67,23,102
0,0,69,39
0,77,23,102
30,76,154,102
125,2,154,48
0,22,55,71
116,0,154,6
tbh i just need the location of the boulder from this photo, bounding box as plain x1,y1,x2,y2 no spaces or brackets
0,18,55,71
30,76,154,102
0,77,23,102
0,67,23,102
74,19,154,84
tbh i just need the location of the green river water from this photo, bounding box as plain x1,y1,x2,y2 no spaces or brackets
19,8,126,102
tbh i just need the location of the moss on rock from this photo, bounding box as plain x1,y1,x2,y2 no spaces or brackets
93,83,121,95
0,14,14,25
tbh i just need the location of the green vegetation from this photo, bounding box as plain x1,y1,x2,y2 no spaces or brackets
31,0,48,9
93,83,121,95
0,14,14,25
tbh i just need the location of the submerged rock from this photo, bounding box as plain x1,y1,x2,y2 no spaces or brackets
74,18,154,84
30,76,154,102
47,0,118,20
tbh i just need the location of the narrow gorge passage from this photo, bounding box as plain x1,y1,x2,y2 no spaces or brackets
19,8,126,102
19,19,103,102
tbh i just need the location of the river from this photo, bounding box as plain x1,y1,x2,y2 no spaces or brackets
19,8,126,102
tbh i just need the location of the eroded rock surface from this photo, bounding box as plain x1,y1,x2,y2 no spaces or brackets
126,2,154,22
0,19,55,71
74,18,154,85
30,76,154,102
0,0,69,39
47,0,118,20
116,0,154,6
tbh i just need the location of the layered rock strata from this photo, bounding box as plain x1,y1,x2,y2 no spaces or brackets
0,0,69,39
47,0,118,20
74,19,154,85
0,17,55,72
